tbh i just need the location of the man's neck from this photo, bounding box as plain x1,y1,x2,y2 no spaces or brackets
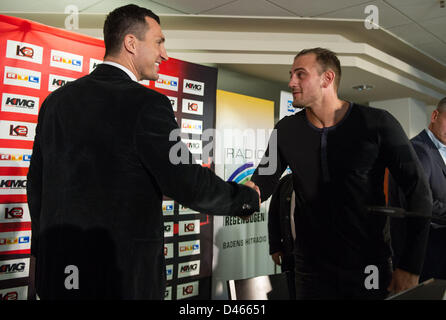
306,97,349,129
104,56,140,81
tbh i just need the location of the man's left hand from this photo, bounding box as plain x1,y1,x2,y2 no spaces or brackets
387,268,419,294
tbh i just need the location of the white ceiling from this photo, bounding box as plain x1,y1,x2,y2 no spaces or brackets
1,0,445,104
1,0,445,65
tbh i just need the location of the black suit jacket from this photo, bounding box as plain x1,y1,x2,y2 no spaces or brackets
268,174,294,256
268,174,295,272
411,130,446,224
389,129,446,274
27,64,259,299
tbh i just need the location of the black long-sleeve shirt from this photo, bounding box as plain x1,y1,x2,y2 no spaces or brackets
252,103,432,275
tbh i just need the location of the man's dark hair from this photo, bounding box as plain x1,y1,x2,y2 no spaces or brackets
437,97,446,113
295,47,342,89
103,4,160,58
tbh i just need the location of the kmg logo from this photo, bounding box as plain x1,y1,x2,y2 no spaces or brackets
183,79,204,96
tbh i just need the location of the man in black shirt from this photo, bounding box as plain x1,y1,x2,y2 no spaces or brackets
247,48,432,299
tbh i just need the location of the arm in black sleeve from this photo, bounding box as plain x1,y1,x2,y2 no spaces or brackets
251,125,287,202
387,173,407,269
27,99,47,257
134,94,259,216
268,177,285,255
380,111,432,274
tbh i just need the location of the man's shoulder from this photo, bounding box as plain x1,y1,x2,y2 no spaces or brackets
411,130,427,143
351,102,389,117
411,131,435,153
276,110,305,128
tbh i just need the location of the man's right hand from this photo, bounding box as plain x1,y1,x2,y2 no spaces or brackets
271,252,283,265
245,180,261,208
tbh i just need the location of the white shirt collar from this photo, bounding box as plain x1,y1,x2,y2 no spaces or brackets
101,61,138,82
426,128,446,150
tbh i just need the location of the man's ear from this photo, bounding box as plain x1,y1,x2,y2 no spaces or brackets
123,34,138,54
431,109,439,123
321,69,335,88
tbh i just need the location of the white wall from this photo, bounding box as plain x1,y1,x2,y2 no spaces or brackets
370,97,430,139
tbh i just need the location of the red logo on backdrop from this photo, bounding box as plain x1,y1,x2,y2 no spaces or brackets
5,207,24,219
9,125,28,137
182,285,194,296
6,72,16,79
0,291,18,300
184,223,195,232
188,103,199,111
16,45,34,58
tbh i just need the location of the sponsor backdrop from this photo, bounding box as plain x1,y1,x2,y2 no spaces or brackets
212,90,275,299
0,15,217,300
279,90,302,120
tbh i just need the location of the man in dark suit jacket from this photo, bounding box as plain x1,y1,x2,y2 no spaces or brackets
268,173,296,299
27,5,259,300
390,97,446,282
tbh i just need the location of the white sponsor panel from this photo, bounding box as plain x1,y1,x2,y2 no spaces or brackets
4,66,41,90
6,40,43,64
1,93,39,115
183,79,204,96
50,49,83,72
0,148,32,168
0,120,36,141
0,231,31,253
0,203,31,223
178,260,200,278
178,240,200,257
166,264,173,281
181,118,202,135
177,281,199,299
0,176,27,195
89,58,102,73
167,96,178,112
164,242,174,259
155,74,178,92
0,258,30,281
164,286,172,300
164,221,174,238
182,138,202,155
162,200,174,216
279,90,302,120
48,74,76,92
181,98,203,116
179,219,200,236
0,286,28,300
178,204,199,215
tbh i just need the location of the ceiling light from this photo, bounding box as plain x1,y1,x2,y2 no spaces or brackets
352,84,374,91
